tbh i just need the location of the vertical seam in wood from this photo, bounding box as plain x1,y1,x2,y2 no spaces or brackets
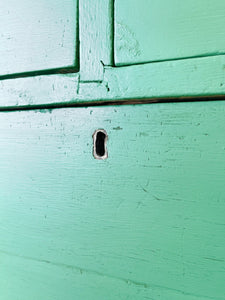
111,0,115,67
76,0,80,71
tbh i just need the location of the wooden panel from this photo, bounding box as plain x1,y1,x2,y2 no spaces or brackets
79,0,113,81
0,102,225,299
0,0,78,76
2,55,225,108
115,0,225,66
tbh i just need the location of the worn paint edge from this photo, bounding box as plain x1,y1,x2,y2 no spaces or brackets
1,96,225,112
1,54,225,108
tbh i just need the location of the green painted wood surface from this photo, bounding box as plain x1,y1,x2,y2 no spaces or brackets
0,101,225,299
79,0,113,81
2,55,225,108
115,0,225,66
2,0,225,107
0,0,78,76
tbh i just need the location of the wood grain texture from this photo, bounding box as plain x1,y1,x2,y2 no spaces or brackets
0,102,225,299
79,0,113,81
1,55,225,107
0,0,78,76
0,74,79,107
115,0,225,66
2,0,225,107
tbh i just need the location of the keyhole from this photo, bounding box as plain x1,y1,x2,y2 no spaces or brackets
93,129,108,159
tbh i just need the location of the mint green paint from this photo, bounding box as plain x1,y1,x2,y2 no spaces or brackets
0,0,78,76
115,0,225,65
2,1,225,107
0,3,225,299
2,55,225,107
0,102,225,299
79,0,113,81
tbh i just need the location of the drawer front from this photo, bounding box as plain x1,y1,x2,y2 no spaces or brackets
115,0,225,66
0,102,225,299
0,0,78,76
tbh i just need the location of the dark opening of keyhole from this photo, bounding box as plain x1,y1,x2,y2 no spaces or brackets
95,131,106,157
